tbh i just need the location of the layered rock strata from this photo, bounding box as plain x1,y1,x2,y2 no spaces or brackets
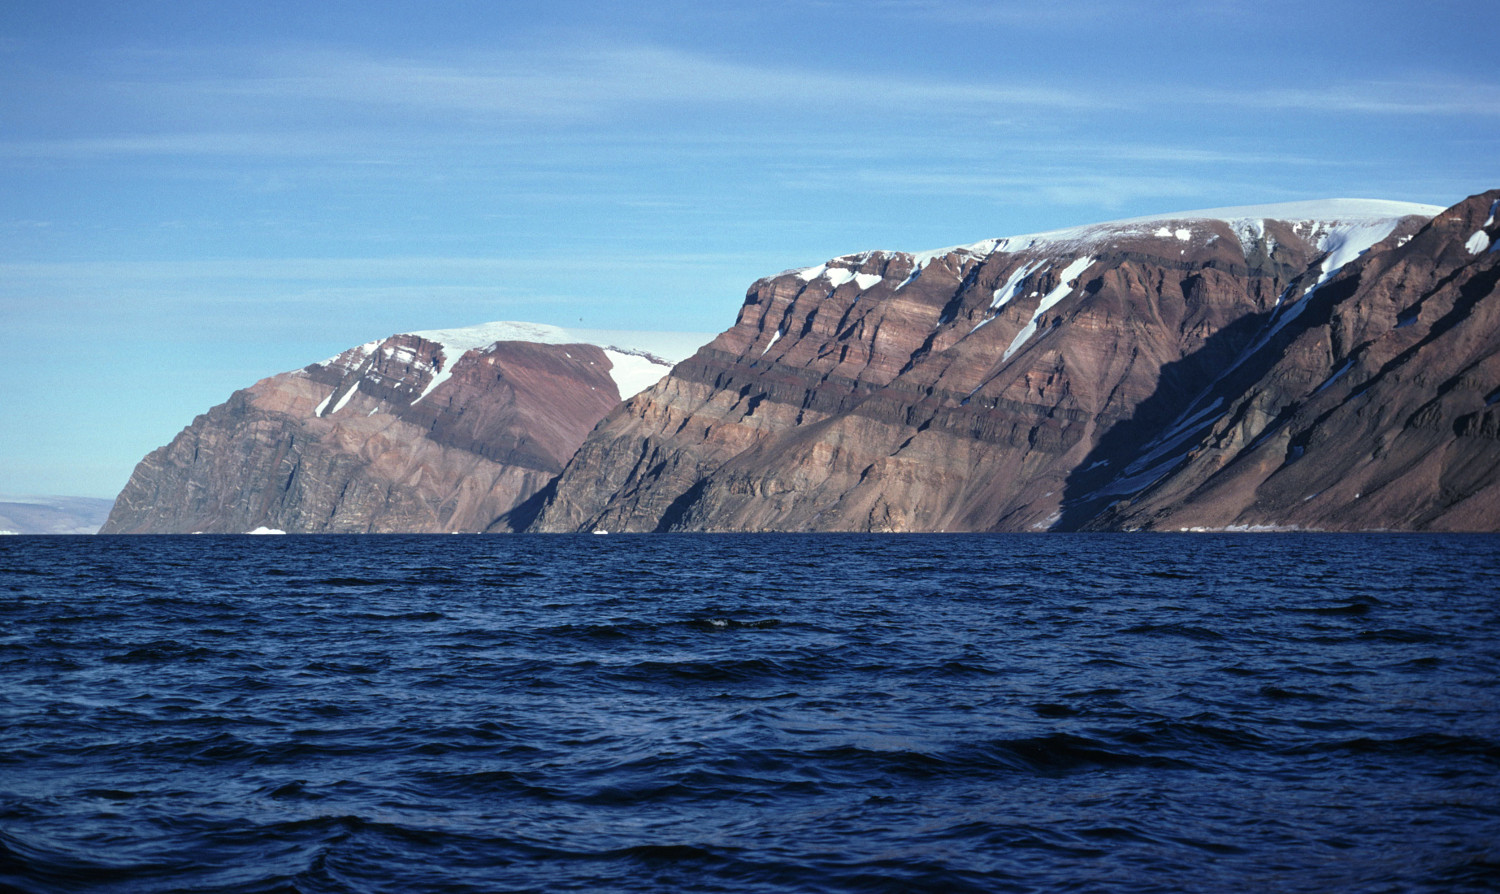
102,323,706,533
1090,191,1500,531
530,196,1498,532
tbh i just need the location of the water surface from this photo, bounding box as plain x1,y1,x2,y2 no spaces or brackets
2,533,1497,892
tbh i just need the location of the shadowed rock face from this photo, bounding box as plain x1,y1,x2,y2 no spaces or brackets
1089,191,1500,532
532,195,1496,533
103,336,630,533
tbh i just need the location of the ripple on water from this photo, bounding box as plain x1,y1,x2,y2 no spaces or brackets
0,532,1496,893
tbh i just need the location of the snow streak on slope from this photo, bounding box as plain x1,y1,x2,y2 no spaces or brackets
1003,257,1096,361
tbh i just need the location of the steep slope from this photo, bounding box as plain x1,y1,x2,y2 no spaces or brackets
1086,190,1500,531
531,199,1451,532
103,323,708,534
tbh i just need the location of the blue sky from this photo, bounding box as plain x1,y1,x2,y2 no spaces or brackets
3,0,1497,499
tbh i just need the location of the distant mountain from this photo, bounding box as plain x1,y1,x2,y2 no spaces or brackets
102,323,710,533
0,496,115,534
530,192,1499,532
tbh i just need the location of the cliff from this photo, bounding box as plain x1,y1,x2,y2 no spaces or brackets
530,194,1498,532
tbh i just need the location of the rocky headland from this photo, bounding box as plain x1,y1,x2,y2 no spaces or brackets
102,324,707,533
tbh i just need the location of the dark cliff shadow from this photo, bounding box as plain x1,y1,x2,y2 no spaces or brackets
653,479,707,533
489,477,558,533
1055,273,1367,531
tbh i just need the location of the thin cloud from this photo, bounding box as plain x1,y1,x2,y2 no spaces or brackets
123,44,1102,122
1200,76,1500,118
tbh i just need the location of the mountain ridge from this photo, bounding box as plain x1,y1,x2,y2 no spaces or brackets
102,192,1499,534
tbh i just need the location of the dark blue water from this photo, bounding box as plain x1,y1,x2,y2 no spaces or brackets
2,534,1498,893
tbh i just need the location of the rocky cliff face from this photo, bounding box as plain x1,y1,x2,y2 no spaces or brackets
1088,191,1500,531
530,195,1497,532
102,323,706,533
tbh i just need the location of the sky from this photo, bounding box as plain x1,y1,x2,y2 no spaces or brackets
3,0,1497,499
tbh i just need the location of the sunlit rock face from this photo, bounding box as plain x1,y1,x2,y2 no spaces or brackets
532,195,1499,532
102,323,704,533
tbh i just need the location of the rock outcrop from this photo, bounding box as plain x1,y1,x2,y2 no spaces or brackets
102,323,708,533
530,195,1499,532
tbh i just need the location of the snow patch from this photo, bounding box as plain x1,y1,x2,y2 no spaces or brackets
761,329,783,356
1315,220,1403,287
602,349,674,398
991,261,1043,311
853,273,884,291
823,268,856,288
330,384,359,415
970,261,1043,333
1467,230,1491,255
1002,257,1095,362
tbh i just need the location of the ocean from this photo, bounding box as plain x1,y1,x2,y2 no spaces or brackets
1,533,1497,893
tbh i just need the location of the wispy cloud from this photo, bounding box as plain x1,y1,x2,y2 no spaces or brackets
184,44,1098,118
1218,77,1500,117
6,37,1495,172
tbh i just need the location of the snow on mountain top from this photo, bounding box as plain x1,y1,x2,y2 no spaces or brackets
403,321,712,401
406,321,709,366
806,199,1445,288
1099,198,1444,227
925,198,1444,258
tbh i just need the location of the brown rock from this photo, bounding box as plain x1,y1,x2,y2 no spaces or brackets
531,198,1478,532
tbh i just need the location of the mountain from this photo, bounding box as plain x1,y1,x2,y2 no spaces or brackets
101,323,710,534
530,193,1498,532
0,496,115,535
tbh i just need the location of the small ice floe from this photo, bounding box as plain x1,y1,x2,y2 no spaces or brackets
592,529,609,535
245,527,287,535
